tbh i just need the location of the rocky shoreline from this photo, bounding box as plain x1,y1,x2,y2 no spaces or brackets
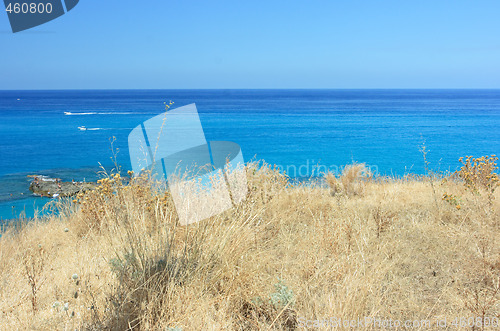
28,175,95,198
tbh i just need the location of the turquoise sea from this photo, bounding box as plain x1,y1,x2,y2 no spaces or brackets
1,89,499,220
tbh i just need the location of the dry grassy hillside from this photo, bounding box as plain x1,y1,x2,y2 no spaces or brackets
0,159,498,330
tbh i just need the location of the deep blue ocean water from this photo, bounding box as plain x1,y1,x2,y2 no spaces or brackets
1,89,499,220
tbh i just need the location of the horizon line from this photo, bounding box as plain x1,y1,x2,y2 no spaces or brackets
2,87,500,91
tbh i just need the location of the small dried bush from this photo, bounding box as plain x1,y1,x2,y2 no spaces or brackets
325,163,371,197
457,155,499,195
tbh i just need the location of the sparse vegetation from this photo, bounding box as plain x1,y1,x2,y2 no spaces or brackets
0,158,498,330
457,155,499,206
325,163,371,197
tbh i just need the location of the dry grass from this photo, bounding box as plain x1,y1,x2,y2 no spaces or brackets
0,161,499,330
325,163,372,197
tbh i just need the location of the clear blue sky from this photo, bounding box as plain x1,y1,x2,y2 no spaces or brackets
1,0,500,89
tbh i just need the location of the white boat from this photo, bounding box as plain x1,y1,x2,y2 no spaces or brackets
78,126,87,131
64,111,71,115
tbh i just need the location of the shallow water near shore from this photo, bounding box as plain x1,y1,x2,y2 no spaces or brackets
1,89,499,220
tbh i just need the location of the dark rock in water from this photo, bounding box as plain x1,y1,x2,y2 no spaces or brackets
28,176,95,198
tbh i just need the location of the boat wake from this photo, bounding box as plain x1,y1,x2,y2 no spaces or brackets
78,126,104,131
65,111,146,115
65,112,97,115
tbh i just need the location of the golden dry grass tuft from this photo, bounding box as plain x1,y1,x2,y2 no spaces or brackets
0,160,499,330
325,163,371,197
